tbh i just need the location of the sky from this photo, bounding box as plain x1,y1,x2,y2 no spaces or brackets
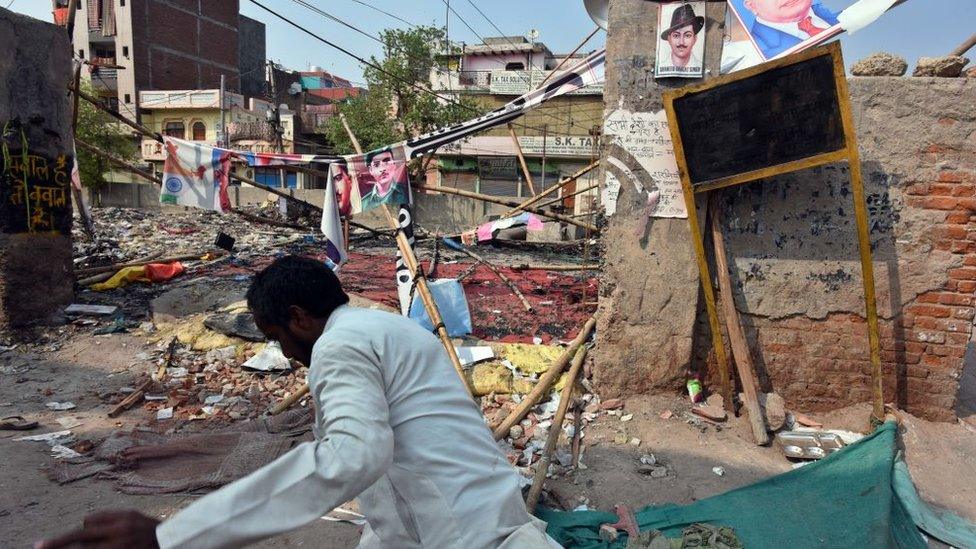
8,0,976,83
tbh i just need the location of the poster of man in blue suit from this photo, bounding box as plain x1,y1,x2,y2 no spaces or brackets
729,0,840,60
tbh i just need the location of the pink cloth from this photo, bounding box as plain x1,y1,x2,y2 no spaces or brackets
526,214,544,231
476,222,495,242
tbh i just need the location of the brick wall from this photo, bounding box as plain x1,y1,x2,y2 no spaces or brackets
132,0,241,93
686,79,976,422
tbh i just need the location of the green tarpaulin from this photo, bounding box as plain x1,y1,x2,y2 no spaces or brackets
540,421,976,548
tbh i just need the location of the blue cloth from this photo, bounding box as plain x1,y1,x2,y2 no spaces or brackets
750,3,839,59
408,279,472,337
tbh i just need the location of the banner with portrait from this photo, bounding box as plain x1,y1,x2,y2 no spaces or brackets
656,2,706,78
159,137,232,213
346,145,411,215
723,0,898,73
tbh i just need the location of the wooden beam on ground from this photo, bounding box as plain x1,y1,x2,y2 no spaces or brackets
708,193,770,446
510,264,600,272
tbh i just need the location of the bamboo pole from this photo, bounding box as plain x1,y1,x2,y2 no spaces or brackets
501,161,599,218
537,26,602,87
507,123,536,196
271,385,310,415
339,115,471,396
454,246,532,312
75,252,215,277
950,32,976,56
534,182,599,209
510,264,600,272
708,194,770,446
525,344,589,513
70,63,97,239
493,316,597,440
417,184,598,233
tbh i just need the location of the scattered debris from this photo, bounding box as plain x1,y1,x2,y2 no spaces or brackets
776,430,846,460
64,304,119,316
913,55,970,77
712,466,726,477
242,342,291,372
850,52,908,76
692,405,727,422
156,407,174,420
45,402,77,411
599,398,624,411
794,413,824,429
763,393,787,431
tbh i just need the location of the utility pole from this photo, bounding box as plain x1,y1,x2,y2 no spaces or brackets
540,123,548,191
445,0,450,50
266,61,287,188
219,73,227,148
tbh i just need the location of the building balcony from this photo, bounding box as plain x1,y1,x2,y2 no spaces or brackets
90,68,118,93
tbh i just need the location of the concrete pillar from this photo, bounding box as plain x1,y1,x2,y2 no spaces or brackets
593,0,727,395
0,9,75,329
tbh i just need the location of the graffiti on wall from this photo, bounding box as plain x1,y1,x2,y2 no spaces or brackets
0,122,73,235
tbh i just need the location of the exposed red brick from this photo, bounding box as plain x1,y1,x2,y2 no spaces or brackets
948,268,976,280
908,304,952,318
951,185,975,197
924,196,961,210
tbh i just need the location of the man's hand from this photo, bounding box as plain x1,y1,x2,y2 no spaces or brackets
35,510,160,549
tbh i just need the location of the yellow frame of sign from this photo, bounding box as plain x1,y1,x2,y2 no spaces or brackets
662,42,885,423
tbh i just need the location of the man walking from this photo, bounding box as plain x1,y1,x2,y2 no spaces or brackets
38,256,554,548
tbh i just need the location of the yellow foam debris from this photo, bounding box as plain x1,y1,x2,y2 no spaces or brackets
500,343,563,374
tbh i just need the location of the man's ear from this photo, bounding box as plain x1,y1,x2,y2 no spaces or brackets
287,305,312,331
743,0,756,12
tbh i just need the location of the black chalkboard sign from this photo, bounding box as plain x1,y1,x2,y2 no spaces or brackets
664,42,848,191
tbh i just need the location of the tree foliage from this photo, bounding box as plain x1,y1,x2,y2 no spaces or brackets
75,80,139,187
323,26,480,159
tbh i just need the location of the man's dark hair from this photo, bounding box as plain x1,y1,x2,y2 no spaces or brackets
246,255,349,326
365,146,394,166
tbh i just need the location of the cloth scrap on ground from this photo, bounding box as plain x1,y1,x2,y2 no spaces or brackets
90,262,185,291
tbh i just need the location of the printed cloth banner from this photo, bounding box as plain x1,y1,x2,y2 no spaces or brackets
236,150,340,167
320,166,347,270
723,0,898,73
475,212,545,243
402,48,606,158
159,137,232,212
339,146,412,215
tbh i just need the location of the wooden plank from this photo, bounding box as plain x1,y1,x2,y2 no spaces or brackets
692,149,850,194
833,49,886,424
666,97,734,409
708,194,770,445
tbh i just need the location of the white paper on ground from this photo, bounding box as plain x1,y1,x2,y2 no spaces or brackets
45,401,76,411
243,342,291,372
455,346,495,367
15,430,73,443
838,0,899,34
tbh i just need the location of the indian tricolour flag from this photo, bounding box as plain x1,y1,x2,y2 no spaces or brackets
159,137,231,212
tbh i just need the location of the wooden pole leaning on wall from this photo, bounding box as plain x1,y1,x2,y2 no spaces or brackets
339,114,472,397
507,123,536,196
708,193,770,446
